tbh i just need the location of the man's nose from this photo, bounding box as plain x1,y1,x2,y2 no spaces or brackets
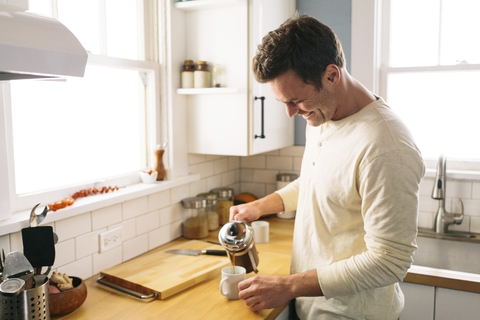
285,103,299,118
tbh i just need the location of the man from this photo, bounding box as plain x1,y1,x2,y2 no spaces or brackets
229,14,425,319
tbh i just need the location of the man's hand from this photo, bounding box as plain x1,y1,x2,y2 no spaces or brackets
229,193,285,222
238,275,295,312
238,270,323,312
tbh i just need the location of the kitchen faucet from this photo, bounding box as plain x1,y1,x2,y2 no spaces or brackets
431,154,464,233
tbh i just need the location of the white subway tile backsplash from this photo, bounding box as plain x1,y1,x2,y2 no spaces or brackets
54,238,75,268
228,156,240,170
267,156,293,170
170,220,183,240
123,197,148,220
121,219,136,241
205,175,222,192
71,264,92,281
10,231,23,252
57,255,93,280
159,204,183,227
198,161,215,179
93,246,122,275
92,204,122,230
189,180,207,197
188,153,207,165
136,211,160,235
149,224,171,250
241,155,266,169
213,158,228,174
279,146,304,157
418,212,434,229
55,213,91,241
221,170,236,187
123,233,149,261
0,235,9,253
471,216,480,233
148,190,171,211
447,180,472,198
75,228,105,259
254,169,278,184
472,182,480,199
171,184,190,204
239,168,254,183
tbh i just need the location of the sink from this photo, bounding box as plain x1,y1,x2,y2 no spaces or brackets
418,228,480,241
413,229,480,274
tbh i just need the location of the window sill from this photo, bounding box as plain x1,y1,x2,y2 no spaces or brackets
0,174,200,236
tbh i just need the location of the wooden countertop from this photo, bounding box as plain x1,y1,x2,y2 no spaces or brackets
53,217,294,320
52,217,480,319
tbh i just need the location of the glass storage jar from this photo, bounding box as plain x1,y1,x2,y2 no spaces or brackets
197,192,219,231
181,197,208,239
194,60,211,88
210,187,234,226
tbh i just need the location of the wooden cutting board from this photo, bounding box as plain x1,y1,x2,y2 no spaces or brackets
99,240,230,300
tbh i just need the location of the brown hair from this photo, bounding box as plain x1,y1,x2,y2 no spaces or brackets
252,13,345,90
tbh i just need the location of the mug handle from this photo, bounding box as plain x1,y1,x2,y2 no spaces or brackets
219,278,228,297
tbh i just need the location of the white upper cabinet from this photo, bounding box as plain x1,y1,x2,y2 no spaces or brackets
174,0,295,156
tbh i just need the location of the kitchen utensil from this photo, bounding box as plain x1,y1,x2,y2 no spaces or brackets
219,220,260,273
29,203,48,227
0,273,50,320
166,249,227,256
97,240,230,300
21,226,55,273
3,251,34,289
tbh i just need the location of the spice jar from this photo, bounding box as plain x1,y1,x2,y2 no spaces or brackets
181,197,208,239
194,60,211,88
210,187,234,226
197,192,219,231
181,60,194,88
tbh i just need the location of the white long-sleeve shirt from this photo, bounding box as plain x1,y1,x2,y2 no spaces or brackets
276,97,425,320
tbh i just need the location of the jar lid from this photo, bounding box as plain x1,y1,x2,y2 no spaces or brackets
276,173,298,182
197,192,217,200
210,187,234,198
218,221,253,252
181,197,207,208
197,60,207,65
0,278,25,296
184,60,193,65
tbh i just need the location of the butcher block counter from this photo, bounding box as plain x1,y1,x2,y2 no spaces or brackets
52,216,480,319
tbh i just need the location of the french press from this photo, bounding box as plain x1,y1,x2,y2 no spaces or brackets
218,221,259,273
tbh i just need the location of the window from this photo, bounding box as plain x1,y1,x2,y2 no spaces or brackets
0,0,163,216
380,0,480,161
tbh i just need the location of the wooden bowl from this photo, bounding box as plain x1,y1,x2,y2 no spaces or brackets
49,277,87,316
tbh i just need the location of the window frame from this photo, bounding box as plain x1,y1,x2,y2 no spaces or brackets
0,0,169,220
352,0,480,176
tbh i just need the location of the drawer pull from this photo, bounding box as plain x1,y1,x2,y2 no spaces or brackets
96,275,158,300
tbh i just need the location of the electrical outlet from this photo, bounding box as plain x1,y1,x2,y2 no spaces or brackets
99,227,122,253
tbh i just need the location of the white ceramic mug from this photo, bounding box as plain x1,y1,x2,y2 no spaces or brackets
251,221,269,243
219,266,246,300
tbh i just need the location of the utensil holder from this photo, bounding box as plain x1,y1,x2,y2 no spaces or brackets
0,277,50,320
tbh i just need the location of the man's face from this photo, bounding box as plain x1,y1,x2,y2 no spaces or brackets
270,69,337,127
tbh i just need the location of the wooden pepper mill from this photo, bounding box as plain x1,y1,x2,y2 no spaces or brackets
154,145,166,181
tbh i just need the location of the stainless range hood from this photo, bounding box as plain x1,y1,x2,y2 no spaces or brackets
0,11,88,81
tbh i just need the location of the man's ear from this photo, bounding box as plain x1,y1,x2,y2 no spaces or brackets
324,64,340,85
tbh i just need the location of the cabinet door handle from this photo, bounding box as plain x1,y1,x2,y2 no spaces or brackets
254,96,266,139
